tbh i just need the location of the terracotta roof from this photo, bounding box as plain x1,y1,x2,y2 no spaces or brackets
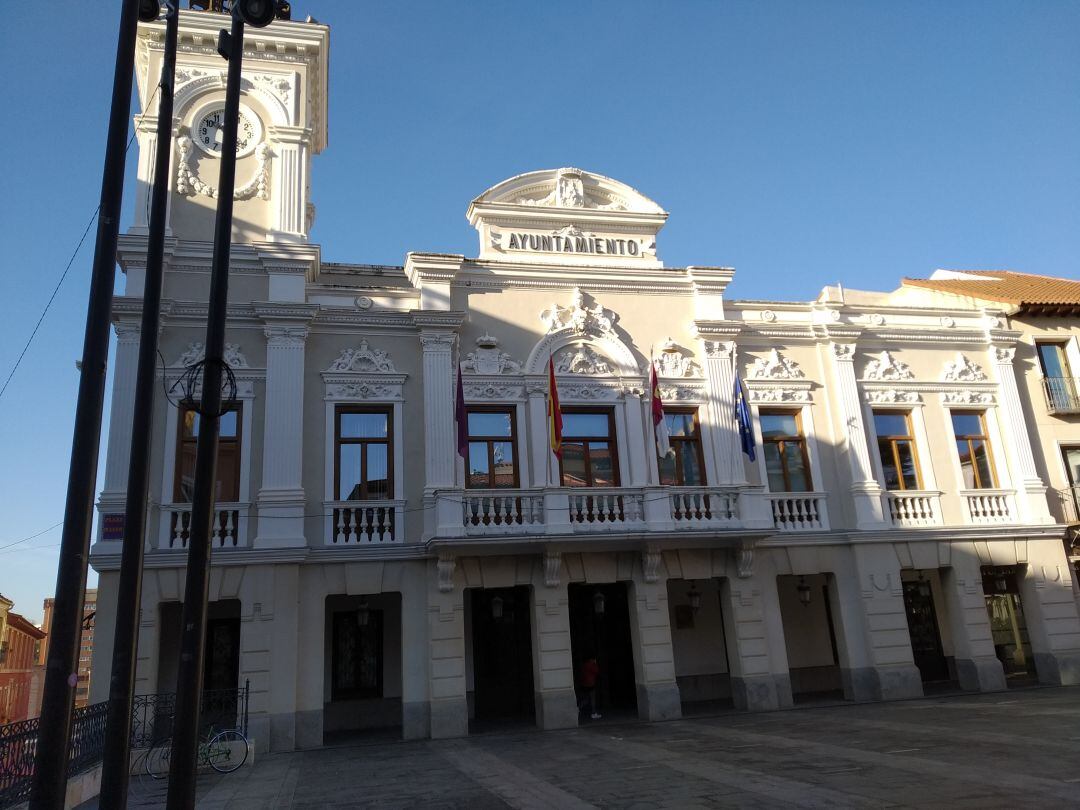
902,270,1080,313
5,612,46,640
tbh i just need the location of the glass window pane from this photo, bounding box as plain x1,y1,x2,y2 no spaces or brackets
183,409,198,438
677,443,703,485
491,441,515,487
764,444,786,492
972,441,994,489
338,444,362,500
1065,448,1080,486
665,412,695,438
895,441,919,490
468,411,512,437
1037,344,1068,378
761,413,798,438
956,440,976,488
178,444,197,502
340,412,388,439
873,412,908,437
563,413,610,438
783,443,810,491
216,444,240,501
951,412,983,438
589,442,615,486
218,409,238,438
658,453,677,486
561,443,587,487
467,443,489,487
878,440,900,490
365,444,389,499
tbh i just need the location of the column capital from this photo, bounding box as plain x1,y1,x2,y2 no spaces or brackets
702,339,736,360
263,324,309,348
830,341,857,362
114,321,142,343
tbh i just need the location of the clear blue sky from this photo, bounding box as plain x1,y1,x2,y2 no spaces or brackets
1,1,1077,622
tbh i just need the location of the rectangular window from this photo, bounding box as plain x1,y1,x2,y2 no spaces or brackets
175,404,241,502
331,608,383,700
335,407,392,500
658,409,707,486
873,410,921,491
466,408,519,488
1037,342,1078,412
760,409,812,492
1036,342,1071,378
560,410,619,487
951,411,997,489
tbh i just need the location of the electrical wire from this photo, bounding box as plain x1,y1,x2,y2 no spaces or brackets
0,522,64,553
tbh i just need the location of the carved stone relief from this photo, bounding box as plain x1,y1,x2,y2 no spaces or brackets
554,344,613,375
327,340,397,373
749,349,804,380
541,288,616,337
863,351,913,381
460,334,522,375
942,353,987,382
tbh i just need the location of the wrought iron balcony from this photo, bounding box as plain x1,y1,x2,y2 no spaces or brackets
1056,485,1080,525
1041,376,1080,415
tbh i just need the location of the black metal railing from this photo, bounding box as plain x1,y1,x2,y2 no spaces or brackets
0,683,247,809
1057,485,1080,525
1042,376,1080,415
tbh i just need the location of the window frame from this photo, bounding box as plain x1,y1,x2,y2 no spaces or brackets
950,410,998,490
1036,341,1072,378
465,406,520,489
334,405,395,501
872,409,923,491
759,408,813,493
330,608,384,701
659,407,708,487
173,402,243,503
558,407,621,488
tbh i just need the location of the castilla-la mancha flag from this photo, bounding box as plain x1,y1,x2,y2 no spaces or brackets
650,363,672,458
547,356,563,458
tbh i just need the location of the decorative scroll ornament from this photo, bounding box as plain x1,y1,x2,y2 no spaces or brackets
554,344,613,375
659,385,705,402
748,386,811,404
749,349,804,380
465,384,523,400
654,339,701,378
942,353,987,382
865,389,921,404
516,167,627,211
176,136,271,201
326,382,395,400
543,551,562,588
541,288,616,337
942,390,994,405
437,554,456,593
174,342,250,369
460,334,522,375
736,546,754,579
863,351,914,381
327,340,397,373
642,547,662,584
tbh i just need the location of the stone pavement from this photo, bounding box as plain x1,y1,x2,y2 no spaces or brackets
104,687,1080,808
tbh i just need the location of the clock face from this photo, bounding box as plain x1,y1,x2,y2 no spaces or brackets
194,106,261,158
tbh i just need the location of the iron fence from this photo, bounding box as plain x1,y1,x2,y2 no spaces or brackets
0,683,248,809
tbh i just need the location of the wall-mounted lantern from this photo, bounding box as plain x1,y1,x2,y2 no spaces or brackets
687,582,702,613
593,591,606,615
797,576,812,607
491,595,505,621
357,598,370,628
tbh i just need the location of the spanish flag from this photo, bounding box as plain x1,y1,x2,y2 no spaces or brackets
547,356,563,458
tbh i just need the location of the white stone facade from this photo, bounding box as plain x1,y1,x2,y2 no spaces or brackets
89,10,1080,754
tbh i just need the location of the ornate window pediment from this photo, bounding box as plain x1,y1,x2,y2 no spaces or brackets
526,290,641,377
460,334,522,375
323,340,405,401
863,351,913,381
554,344,613,375
173,342,251,369
942,353,987,382
540,287,617,338
326,340,397,373
748,349,804,380
653,339,702,378
166,342,257,399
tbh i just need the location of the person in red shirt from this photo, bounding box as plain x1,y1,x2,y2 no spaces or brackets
580,657,601,720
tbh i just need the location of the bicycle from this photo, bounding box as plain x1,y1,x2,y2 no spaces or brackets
144,725,249,778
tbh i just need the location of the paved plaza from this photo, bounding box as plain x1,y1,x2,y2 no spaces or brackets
110,687,1080,809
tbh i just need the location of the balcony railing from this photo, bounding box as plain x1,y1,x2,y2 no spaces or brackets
326,500,403,545
669,487,740,527
163,503,248,549
886,491,943,527
463,490,545,535
1042,376,1080,415
767,493,828,532
1056,485,1080,525
568,488,646,530
961,489,1016,525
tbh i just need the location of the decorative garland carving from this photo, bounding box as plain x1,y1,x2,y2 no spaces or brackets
942,390,995,405
749,349,804,380
174,342,250,369
863,351,913,381
942,353,987,382
864,389,921,404
176,136,271,201
326,340,397,373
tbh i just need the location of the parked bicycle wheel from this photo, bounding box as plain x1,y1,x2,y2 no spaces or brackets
206,729,249,773
144,741,172,780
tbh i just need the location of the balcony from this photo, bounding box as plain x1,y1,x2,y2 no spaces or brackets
961,489,1016,525
162,503,248,549
766,493,828,532
1042,377,1080,415
326,500,404,545
885,491,944,528
1055,485,1080,525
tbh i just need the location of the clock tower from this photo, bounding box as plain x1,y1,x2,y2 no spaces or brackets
128,7,329,245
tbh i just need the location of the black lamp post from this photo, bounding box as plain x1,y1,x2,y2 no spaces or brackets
165,3,280,807
28,1,159,807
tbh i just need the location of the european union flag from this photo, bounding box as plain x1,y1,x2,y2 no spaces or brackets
734,375,756,462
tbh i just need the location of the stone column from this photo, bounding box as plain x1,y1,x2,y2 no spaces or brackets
828,342,887,528
131,114,158,234
421,331,457,489
267,125,311,242
526,381,550,487
1017,538,1080,685
530,559,579,729
428,556,468,738
700,337,743,486
401,564,431,739
256,323,309,548
719,568,793,711
294,567,324,750
266,565,301,751
98,322,142,530
939,548,1007,691
623,390,650,487
829,545,922,701
627,554,682,721
990,344,1052,524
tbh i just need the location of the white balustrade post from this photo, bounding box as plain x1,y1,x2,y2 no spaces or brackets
256,323,309,548
828,342,887,528
267,125,311,243
98,321,143,536
700,336,743,486
990,344,1052,523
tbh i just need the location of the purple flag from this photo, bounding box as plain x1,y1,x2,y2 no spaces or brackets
455,369,468,459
